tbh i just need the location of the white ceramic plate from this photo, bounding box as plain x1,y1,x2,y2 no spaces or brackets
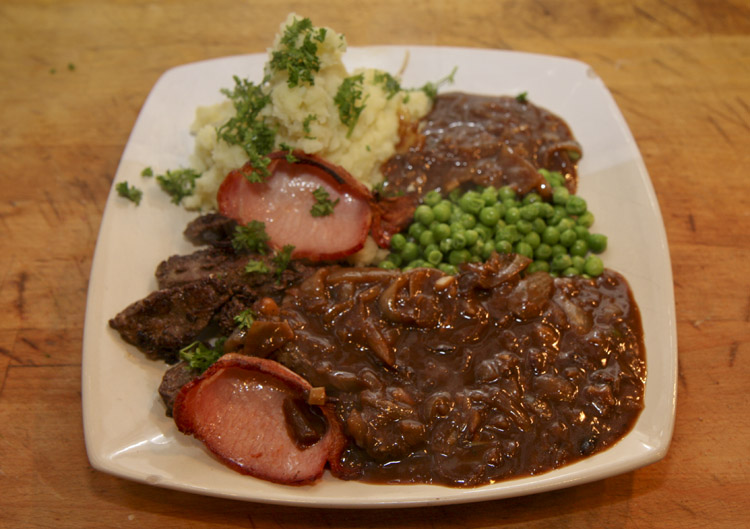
82,46,677,508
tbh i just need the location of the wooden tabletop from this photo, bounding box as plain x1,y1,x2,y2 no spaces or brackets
1,0,748,527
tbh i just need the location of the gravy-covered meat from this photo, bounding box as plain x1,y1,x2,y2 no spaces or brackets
276,254,645,486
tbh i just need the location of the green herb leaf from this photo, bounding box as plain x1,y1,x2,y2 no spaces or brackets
420,66,457,100
155,168,201,204
373,71,402,99
272,245,295,282
279,142,298,163
515,91,528,103
179,339,226,373
232,221,270,254
141,166,154,177
303,113,318,138
269,17,327,88
244,259,270,274
310,186,339,217
233,308,257,330
217,76,276,179
335,73,368,137
115,181,142,205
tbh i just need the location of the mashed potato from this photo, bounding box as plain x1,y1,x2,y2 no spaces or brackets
183,13,432,210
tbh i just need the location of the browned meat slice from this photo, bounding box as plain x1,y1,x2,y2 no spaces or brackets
183,213,237,247
158,361,200,416
108,278,230,362
155,247,248,289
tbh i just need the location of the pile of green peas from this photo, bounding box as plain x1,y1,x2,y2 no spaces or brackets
378,170,607,277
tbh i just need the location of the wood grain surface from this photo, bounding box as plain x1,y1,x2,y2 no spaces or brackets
1,0,748,527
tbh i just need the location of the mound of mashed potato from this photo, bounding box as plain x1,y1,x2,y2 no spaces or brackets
183,13,432,210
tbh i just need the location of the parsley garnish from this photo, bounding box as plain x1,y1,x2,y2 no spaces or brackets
179,338,226,373
335,74,368,137
272,245,295,282
141,166,153,177
310,186,339,217
233,308,257,330
232,221,270,254
420,66,457,100
515,91,528,103
279,142,298,163
245,259,270,274
373,71,401,99
269,17,327,88
303,113,318,138
217,76,276,180
155,168,201,205
115,181,142,205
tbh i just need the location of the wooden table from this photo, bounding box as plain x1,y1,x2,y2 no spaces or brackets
1,1,748,527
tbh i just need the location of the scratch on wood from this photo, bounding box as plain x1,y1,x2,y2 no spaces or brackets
707,115,731,145
0,346,24,364
44,191,62,221
20,337,39,351
633,5,674,34
652,57,684,78
688,214,696,232
729,341,738,367
677,358,687,388
657,0,698,24
15,271,28,315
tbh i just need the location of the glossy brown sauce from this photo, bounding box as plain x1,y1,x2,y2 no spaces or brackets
277,255,646,486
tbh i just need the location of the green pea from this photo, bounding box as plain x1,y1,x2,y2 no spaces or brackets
452,232,467,249
551,243,567,256
386,253,403,267
449,249,471,265
433,222,452,241
480,186,498,205
475,224,493,242
419,230,436,247
553,187,570,205
464,229,479,246
566,196,587,216
401,241,419,262
532,218,547,234
423,243,439,257
379,260,397,270
523,192,542,205
534,243,553,261
438,263,458,275
498,185,516,201
495,240,513,254
560,229,577,247
517,219,533,235
587,233,608,253
520,203,540,221
423,190,442,207
584,255,604,276
433,201,453,223
572,255,586,272
577,211,595,228
504,207,521,225
542,226,560,245
551,253,573,271
408,222,425,240
390,233,407,251
459,191,484,215
573,225,590,241
439,237,454,253
538,202,555,219
503,197,518,210
496,225,519,243
549,207,566,226
515,241,534,259
481,240,495,259
449,188,462,203
415,204,435,226
493,202,506,220
479,206,500,227
426,249,443,265
556,217,576,231
459,212,477,229
570,239,588,257
527,260,550,273
562,266,579,277
524,231,541,249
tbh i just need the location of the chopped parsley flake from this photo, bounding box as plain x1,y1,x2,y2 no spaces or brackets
115,181,142,205
373,71,402,99
303,113,318,138
279,142,298,163
515,91,528,103
232,221,270,254
334,73,368,137
155,168,201,205
310,186,339,217
233,308,257,330
217,76,276,180
272,245,295,282
244,259,270,274
420,66,457,100
179,339,226,373
140,166,153,177
269,17,327,88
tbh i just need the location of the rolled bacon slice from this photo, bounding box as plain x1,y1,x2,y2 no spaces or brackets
173,353,345,485
217,151,372,261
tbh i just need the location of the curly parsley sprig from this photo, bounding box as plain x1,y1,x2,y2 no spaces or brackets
310,186,339,217
269,17,327,88
335,74,368,138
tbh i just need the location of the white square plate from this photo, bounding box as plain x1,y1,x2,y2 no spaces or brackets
82,46,677,508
